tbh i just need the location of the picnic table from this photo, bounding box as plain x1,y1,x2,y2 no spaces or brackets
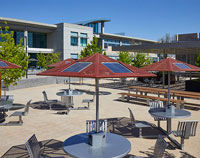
129,86,200,108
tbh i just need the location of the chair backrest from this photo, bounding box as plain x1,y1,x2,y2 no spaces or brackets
25,134,41,158
86,119,107,133
24,100,32,115
176,120,199,139
42,91,48,102
153,135,168,158
149,101,166,121
128,108,136,126
149,101,164,109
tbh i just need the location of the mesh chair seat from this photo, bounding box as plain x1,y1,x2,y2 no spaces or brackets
9,100,32,125
25,134,65,158
10,111,24,117
127,135,168,158
42,91,58,110
170,120,198,150
128,108,154,138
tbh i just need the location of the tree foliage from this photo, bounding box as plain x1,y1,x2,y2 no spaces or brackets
37,52,60,69
79,36,106,58
0,23,29,87
132,53,152,68
158,33,176,43
195,53,200,67
118,51,132,65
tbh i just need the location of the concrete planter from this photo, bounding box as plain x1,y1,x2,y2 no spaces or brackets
185,79,200,92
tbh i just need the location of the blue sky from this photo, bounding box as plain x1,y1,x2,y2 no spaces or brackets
0,0,199,41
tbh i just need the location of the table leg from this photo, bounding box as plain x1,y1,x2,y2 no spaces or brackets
167,118,171,134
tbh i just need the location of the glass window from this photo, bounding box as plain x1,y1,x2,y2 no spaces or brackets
71,32,78,46
104,38,120,47
70,53,78,60
28,32,47,48
80,33,87,47
14,30,24,45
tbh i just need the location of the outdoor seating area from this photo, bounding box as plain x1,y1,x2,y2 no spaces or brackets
0,79,200,157
0,54,200,158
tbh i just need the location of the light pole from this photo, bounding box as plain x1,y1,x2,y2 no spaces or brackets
24,36,28,79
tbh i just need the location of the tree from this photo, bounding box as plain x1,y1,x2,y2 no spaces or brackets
195,53,200,67
79,36,106,58
0,23,29,87
118,51,132,65
132,53,152,68
37,52,60,69
158,33,176,43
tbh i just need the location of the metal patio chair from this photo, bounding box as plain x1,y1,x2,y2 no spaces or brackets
86,119,107,133
128,135,168,158
170,120,199,150
128,108,153,138
149,101,167,128
82,95,95,109
9,100,32,125
42,91,57,110
25,134,65,158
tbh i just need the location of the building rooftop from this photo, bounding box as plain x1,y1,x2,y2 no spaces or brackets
0,17,57,29
102,32,157,43
74,19,111,25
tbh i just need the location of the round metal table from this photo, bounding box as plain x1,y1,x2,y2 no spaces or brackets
63,133,131,158
149,108,191,133
56,90,83,107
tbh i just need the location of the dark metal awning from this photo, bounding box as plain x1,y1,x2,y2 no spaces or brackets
112,41,200,54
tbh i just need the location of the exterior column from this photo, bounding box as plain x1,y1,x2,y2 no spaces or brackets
101,22,104,34
120,41,122,46
101,22,105,53
24,29,28,48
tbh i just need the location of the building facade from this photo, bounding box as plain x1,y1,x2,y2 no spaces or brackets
0,17,157,69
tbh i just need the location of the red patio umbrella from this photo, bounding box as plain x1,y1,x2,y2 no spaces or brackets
48,58,75,90
38,53,156,132
0,59,21,97
142,57,200,106
48,58,75,68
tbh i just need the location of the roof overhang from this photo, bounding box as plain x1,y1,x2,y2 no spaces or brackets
75,19,111,25
112,41,200,54
101,33,157,43
0,17,57,33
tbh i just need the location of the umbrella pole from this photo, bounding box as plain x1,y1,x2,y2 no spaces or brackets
95,78,99,133
168,71,170,106
69,77,71,90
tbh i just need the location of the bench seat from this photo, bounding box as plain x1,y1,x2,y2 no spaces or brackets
119,92,184,108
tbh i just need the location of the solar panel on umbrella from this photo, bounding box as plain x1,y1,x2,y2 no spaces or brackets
62,62,92,72
103,62,131,73
173,63,191,69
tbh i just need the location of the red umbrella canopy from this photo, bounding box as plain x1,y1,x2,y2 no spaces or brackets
0,59,21,69
38,53,155,78
142,57,200,72
48,58,75,68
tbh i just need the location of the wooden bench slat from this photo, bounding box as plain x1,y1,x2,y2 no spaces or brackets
119,92,184,104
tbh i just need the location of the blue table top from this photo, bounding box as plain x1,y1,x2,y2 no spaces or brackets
56,90,83,96
149,108,191,119
63,133,131,158
0,101,13,110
